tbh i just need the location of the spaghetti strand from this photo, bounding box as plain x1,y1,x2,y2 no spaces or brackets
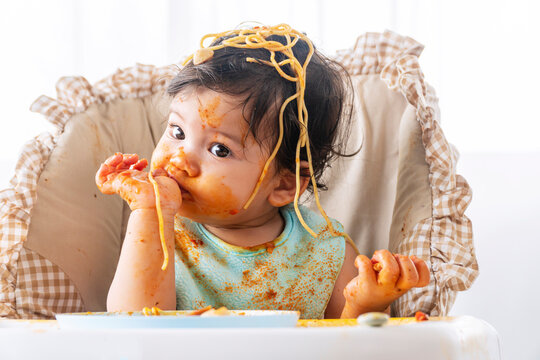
148,172,169,271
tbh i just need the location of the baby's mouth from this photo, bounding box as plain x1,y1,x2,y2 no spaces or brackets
173,178,190,196
169,174,192,200
176,181,193,201
163,165,194,201
179,184,191,196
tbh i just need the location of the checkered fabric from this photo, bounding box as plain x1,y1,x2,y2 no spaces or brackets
15,247,84,319
0,63,177,319
336,31,478,316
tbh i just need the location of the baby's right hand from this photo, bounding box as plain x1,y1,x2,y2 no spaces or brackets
95,153,182,214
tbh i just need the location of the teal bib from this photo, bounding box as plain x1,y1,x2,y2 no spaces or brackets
174,204,346,319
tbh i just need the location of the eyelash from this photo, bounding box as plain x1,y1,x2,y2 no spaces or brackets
168,124,232,158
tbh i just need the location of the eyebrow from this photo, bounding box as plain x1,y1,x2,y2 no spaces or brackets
169,108,245,148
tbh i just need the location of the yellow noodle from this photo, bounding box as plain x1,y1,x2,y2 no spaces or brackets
244,93,298,209
142,306,162,316
148,172,169,270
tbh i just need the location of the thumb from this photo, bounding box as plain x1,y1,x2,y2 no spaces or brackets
354,255,377,284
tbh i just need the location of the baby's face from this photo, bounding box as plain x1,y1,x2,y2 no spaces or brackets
151,88,278,226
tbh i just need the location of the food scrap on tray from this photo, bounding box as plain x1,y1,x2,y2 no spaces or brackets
415,311,429,322
186,305,213,316
140,305,233,317
142,306,162,316
200,307,231,317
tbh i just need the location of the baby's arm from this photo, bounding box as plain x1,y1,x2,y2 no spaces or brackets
325,245,430,319
95,153,181,311
324,242,358,319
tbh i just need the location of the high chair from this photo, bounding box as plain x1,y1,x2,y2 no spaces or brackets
0,31,478,319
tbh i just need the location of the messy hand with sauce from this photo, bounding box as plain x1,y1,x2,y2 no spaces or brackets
95,152,181,311
336,249,429,318
95,153,182,214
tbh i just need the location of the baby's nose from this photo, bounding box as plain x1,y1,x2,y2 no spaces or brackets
170,149,200,177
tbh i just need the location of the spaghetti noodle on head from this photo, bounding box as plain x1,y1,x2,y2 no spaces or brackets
167,24,358,251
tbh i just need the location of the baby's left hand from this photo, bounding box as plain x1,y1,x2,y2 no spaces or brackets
342,249,430,318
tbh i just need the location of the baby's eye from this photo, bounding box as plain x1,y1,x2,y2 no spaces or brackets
210,143,231,158
171,125,185,140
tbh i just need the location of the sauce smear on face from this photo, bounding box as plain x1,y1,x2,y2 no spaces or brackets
198,96,223,128
180,174,240,219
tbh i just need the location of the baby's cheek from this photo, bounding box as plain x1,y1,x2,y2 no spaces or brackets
185,175,241,217
205,183,239,215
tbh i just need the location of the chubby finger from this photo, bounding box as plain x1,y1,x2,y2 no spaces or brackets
104,153,123,167
411,255,430,287
395,254,419,290
115,153,139,170
130,158,148,171
372,249,399,286
354,255,377,284
95,163,106,187
95,163,117,194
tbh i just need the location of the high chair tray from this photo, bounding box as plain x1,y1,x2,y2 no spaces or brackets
0,316,500,360
55,310,299,329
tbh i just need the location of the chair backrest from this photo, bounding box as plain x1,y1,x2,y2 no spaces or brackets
0,32,477,319
0,65,174,317
316,32,477,316
311,32,434,257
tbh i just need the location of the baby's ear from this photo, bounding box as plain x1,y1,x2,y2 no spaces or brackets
267,161,310,207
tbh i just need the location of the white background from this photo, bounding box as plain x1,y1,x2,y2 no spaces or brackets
0,0,539,358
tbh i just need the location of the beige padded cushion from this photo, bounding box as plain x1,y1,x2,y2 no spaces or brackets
24,94,169,311
389,102,432,252
311,74,431,256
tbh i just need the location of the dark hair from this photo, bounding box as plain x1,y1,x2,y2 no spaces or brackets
167,33,355,192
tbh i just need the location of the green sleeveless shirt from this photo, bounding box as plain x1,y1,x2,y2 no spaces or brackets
174,204,346,319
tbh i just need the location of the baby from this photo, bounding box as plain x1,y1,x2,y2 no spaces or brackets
96,24,429,319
